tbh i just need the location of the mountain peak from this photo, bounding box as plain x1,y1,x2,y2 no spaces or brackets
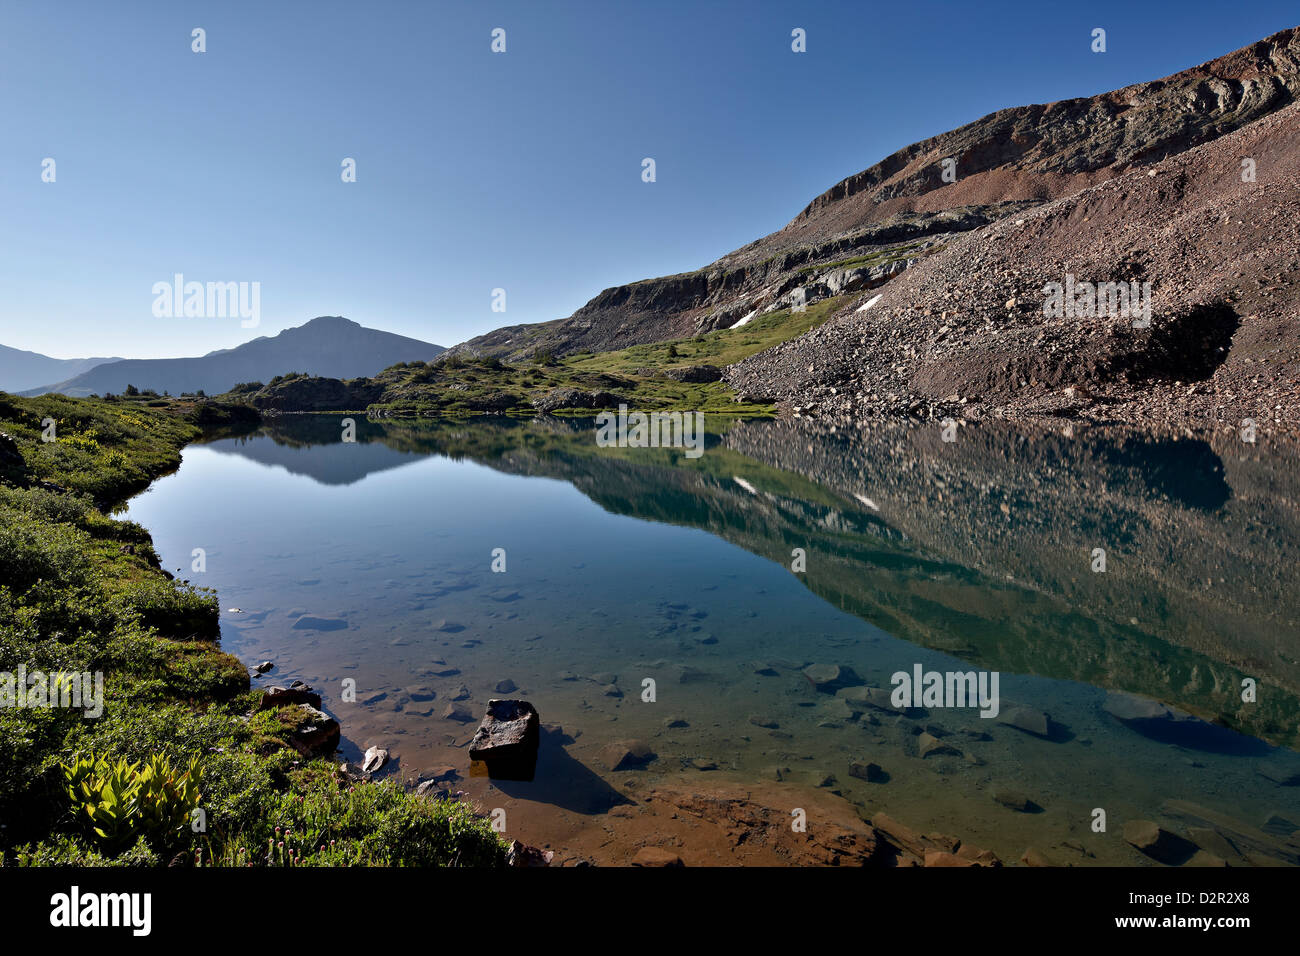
299,316,360,329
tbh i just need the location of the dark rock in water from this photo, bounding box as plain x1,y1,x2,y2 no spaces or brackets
450,685,472,701
992,789,1037,813
442,702,475,723
1103,691,1185,723
495,678,518,694
837,684,921,716
998,707,1053,738
507,840,554,867
918,732,961,758
406,685,437,702
1187,827,1242,861
600,739,656,771
749,715,780,729
1257,764,1300,786
282,704,340,758
1123,820,1197,865
469,699,540,781
257,685,321,711
1106,691,1262,754
1262,813,1300,836
361,745,389,774
663,717,689,729
849,760,887,783
803,663,862,694
254,660,274,674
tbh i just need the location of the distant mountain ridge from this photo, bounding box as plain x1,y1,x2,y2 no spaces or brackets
0,345,122,393
20,317,445,397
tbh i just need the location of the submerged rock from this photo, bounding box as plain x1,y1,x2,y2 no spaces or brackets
600,739,656,771
442,702,475,723
1123,820,1197,865
849,760,887,783
998,707,1053,738
803,663,862,694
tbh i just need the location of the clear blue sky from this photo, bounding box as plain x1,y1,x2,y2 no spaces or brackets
1,0,1295,359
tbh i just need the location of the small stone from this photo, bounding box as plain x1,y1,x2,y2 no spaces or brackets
254,661,274,674
663,717,689,728
495,678,518,694
993,789,1034,812
442,702,475,723
1187,827,1240,861
600,740,656,771
1123,820,1197,864
361,745,388,774
1261,813,1299,836
1020,847,1054,867
998,707,1052,738
632,847,684,867
849,761,887,783
918,732,961,758
749,715,780,729
803,663,862,694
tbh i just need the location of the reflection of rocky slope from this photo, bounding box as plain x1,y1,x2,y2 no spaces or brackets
242,415,1300,747
722,419,1300,743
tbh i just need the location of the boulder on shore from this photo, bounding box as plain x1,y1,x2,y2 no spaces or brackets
468,699,540,781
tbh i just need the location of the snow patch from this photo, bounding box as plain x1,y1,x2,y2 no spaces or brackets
855,293,883,313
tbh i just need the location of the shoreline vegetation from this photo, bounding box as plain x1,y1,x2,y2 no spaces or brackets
0,391,507,867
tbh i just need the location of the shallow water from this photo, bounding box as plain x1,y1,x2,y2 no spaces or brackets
124,415,1300,865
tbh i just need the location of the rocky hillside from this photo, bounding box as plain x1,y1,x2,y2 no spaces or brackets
726,95,1300,429
452,26,1300,397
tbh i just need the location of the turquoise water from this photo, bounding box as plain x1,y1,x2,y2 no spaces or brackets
123,416,1300,865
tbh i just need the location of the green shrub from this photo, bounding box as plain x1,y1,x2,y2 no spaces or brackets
63,752,202,853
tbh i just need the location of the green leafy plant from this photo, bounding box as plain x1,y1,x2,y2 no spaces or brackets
63,752,202,852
